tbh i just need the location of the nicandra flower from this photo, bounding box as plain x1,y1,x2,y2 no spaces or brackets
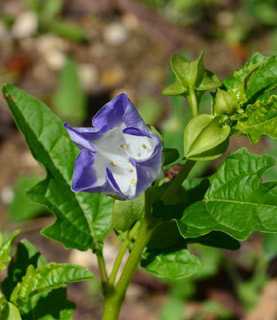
65,93,163,199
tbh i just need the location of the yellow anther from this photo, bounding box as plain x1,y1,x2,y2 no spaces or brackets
130,179,136,185
142,143,147,149
129,162,135,169
111,161,118,167
120,144,127,149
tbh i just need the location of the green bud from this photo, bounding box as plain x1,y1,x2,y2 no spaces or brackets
184,114,230,161
214,89,238,115
112,193,145,231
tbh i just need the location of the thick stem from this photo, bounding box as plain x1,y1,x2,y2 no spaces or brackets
188,88,198,117
162,159,195,204
102,193,157,320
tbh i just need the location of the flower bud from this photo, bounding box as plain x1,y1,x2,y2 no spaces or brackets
184,114,230,161
214,89,238,115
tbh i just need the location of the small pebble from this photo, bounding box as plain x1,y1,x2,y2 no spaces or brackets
103,22,129,46
12,11,38,39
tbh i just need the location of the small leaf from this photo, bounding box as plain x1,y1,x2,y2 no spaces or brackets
235,95,277,144
162,79,187,96
112,193,144,231
178,148,277,240
11,263,94,308
184,114,230,161
141,245,202,280
0,231,20,270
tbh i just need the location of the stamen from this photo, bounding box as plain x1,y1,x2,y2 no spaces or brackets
142,143,147,149
111,161,118,167
130,179,136,185
129,162,135,169
120,144,127,149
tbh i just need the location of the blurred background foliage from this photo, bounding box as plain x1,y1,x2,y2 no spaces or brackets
0,0,277,319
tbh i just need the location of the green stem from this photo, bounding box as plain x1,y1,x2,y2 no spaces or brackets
162,159,195,204
102,193,157,320
108,221,141,287
188,88,198,117
97,254,109,295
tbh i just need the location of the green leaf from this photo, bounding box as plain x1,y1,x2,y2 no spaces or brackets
147,221,184,250
184,114,230,161
264,233,277,260
162,79,187,96
188,232,240,250
1,302,21,320
0,231,20,270
3,84,113,251
223,52,267,102
246,55,277,99
11,263,93,308
178,148,277,240
2,240,75,320
162,148,180,166
141,245,202,280
235,95,277,144
195,70,221,91
2,240,47,300
112,193,145,231
48,20,87,42
21,287,74,320
53,58,86,124
9,174,45,221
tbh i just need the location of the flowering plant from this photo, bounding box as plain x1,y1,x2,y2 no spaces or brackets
2,51,277,320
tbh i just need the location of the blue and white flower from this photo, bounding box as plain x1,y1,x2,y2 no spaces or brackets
65,93,163,199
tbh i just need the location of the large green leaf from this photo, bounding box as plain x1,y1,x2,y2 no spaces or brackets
11,263,93,308
235,95,277,144
0,231,20,270
3,84,113,251
178,148,277,240
141,245,202,281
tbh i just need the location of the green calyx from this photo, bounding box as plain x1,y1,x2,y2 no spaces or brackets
184,114,230,161
162,51,221,97
213,89,239,115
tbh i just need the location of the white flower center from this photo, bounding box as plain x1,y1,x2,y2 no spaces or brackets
91,126,156,197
